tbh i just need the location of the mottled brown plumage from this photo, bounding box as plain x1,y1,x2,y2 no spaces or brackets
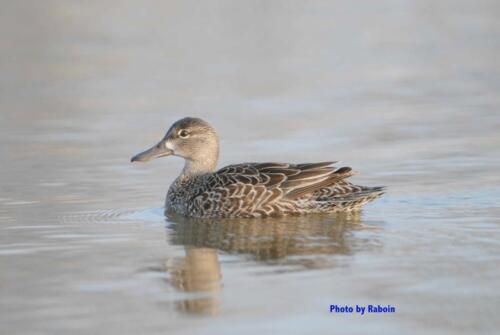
131,117,384,218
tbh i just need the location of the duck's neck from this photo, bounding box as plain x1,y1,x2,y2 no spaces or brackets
181,158,217,177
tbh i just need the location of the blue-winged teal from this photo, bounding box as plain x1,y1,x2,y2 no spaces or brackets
131,117,384,218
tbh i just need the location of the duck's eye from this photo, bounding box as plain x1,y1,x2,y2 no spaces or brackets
178,129,190,138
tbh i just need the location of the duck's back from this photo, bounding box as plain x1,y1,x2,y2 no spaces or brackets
167,162,384,218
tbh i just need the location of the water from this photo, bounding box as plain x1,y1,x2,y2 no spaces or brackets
1,1,499,334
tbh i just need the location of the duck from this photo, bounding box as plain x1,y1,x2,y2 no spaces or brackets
131,117,384,218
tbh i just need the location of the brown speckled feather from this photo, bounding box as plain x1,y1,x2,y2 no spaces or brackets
166,162,384,218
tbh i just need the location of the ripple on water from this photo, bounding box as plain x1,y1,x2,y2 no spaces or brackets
59,207,165,225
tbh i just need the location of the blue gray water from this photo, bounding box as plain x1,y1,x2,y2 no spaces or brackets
1,1,499,334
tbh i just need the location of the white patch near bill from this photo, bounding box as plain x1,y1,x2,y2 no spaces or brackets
165,140,174,151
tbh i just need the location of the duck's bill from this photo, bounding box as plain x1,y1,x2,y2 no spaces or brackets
131,144,173,162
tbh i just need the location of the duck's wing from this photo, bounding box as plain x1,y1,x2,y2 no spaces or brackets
208,161,356,200
190,162,357,217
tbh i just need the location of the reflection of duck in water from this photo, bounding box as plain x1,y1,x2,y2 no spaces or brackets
131,117,384,218
169,213,370,262
165,213,381,315
168,247,221,315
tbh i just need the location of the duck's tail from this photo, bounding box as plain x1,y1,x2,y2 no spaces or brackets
313,183,385,212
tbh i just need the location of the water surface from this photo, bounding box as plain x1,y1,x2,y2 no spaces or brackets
1,1,500,334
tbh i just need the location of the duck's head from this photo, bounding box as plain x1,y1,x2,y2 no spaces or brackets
131,117,219,174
